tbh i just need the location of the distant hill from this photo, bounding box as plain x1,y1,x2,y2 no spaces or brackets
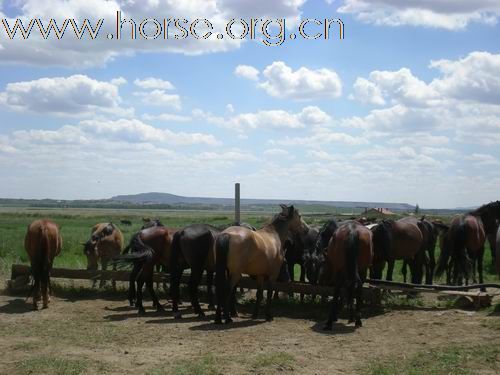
110,192,415,211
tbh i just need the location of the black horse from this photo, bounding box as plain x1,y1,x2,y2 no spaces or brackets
303,219,338,287
170,223,220,319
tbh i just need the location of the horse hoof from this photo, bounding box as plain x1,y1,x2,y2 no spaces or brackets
138,308,146,315
265,315,274,322
197,312,206,318
32,305,38,311
129,301,135,307
230,311,238,318
355,319,362,327
214,318,222,325
208,304,215,310
225,318,233,324
323,323,332,331
251,314,258,320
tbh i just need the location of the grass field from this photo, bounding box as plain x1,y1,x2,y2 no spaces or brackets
0,206,497,284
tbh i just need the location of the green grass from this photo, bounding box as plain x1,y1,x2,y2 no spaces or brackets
252,352,295,371
15,356,91,375
364,344,499,375
147,355,220,375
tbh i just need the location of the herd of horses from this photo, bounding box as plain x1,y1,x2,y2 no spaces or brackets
24,201,500,330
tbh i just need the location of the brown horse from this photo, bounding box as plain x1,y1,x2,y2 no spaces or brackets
371,218,423,284
322,221,373,330
83,223,123,289
116,225,174,314
215,205,307,324
24,220,62,310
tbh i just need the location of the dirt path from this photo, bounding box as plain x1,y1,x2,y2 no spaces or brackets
0,289,498,374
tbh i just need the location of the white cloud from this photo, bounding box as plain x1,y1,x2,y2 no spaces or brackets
142,113,192,122
351,77,385,105
263,148,289,157
0,74,131,116
258,61,342,100
134,78,175,90
234,65,260,81
134,90,181,110
338,0,500,30
465,153,500,165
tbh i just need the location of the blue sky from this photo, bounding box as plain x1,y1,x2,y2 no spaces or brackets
0,0,499,208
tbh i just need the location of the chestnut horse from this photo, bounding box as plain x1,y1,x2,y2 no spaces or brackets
83,222,123,289
322,221,373,330
116,225,174,314
215,205,307,324
370,218,423,284
24,220,62,310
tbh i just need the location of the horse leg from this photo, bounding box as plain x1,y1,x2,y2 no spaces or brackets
206,271,215,310
189,265,205,317
401,260,408,283
324,279,341,330
224,274,240,324
128,264,139,307
136,277,145,315
111,261,117,291
354,280,363,327
99,260,108,289
147,277,164,313
487,233,496,266
427,247,435,285
347,280,355,324
299,264,305,303
230,287,238,317
41,272,49,309
170,262,182,319
478,247,485,292
264,278,275,322
386,259,395,281
252,276,264,319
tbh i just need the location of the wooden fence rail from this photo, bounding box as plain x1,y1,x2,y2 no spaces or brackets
9,264,496,308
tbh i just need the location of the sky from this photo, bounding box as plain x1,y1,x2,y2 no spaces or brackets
0,0,499,208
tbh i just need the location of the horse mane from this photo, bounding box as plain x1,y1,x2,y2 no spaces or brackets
470,200,500,216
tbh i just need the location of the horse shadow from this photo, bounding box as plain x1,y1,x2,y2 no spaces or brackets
189,318,266,331
311,321,357,335
0,298,33,314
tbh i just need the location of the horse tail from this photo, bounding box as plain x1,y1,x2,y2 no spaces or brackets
345,228,360,287
30,226,50,298
215,233,231,308
113,233,153,268
169,230,182,301
453,221,469,278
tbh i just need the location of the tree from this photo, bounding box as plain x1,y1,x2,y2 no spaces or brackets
415,203,420,214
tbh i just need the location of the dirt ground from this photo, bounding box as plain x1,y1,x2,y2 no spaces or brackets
0,283,499,375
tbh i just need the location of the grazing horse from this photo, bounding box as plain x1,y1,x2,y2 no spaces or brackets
303,219,339,286
83,223,123,289
120,219,132,226
24,220,62,310
370,218,423,284
215,205,307,324
170,224,220,318
322,221,373,330
116,226,173,314
436,202,500,286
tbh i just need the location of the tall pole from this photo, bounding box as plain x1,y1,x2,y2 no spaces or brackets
235,183,241,224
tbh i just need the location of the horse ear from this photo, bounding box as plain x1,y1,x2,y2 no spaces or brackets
288,205,295,218
279,204,289,215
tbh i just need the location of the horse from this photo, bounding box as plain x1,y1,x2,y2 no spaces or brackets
283,225,319,301
24,220,62,310
436,202,500,287
170,224,220,318
115,225,173,314
400,217,438,284
83,223,123,289
303,219,339,286
214,205,307,324
370,218,424,284
120,219,132,226
321,221,373,330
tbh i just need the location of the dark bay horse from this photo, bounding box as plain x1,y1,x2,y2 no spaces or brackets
170,224,220,318
24,220,62,310
370,218,423,284
496,224,500,274
115,225,174,314
215,205,307,324
322,221,373,330
436,202,500,286
401,217,438,284
83,222,123,289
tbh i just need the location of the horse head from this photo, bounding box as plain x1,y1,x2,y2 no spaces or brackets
83,239,99,271
303,248,325,285
278,204,308,234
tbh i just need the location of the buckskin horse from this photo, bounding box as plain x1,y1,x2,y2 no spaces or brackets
115,225,174,314
321,221,373,330
370,218,424,284
24,220,63,310
435,201,500,287
83,223,123,289
215,205,307,324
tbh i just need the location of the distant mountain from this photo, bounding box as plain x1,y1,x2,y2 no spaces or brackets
110,192,415,211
